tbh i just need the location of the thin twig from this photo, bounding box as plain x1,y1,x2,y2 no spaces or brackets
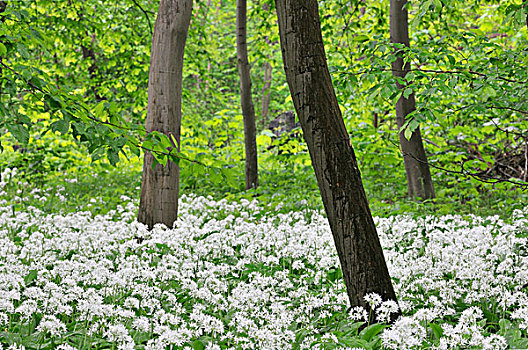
340,67,527,85
489,105,528,116
387,137,528,190
130,0,153,35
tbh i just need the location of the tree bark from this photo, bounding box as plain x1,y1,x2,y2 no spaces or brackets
236,0,259,189
390,0,435,200
138,0,193,229
275,0,399,318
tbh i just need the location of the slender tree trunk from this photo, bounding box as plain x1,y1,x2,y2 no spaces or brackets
138,0,193,229
275,0,399,318
390,0,435,200
236,0,259,189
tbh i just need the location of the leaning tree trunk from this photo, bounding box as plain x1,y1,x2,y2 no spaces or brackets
390,0,435,200
275,0,399,318
138,0,193,228
236,0,259,189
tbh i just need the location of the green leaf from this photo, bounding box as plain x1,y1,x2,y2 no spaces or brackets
18,115,32,126
24,270,38,286
107,148,120,166
352,34,369,42
16,42,30,59
404,127,412,140
94,101,106,119
326,267,343,282
51,119,69,135
482,86,496,100
91,147,105,162
447,55,456,66
169,152,181,166
511,338,528,348
429,323,443,339
44,94,63,110
408,119,420,132
7,123,30,145
499,318,512,334
0,42,6,56
191,340,205,350
151,156,160,171
360,323,386,342
403,88,413,99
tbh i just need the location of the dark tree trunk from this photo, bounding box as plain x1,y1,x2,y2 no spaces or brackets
138,0,193,229
275,0,399,318
236,0,259,189
390,0,435,200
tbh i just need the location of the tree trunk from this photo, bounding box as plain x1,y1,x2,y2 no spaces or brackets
236,0,259,189
390,0,435,200
138,0,193,229
275,0,399,318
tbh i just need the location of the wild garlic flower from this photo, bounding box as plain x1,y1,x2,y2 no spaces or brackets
349,306,368,321
382,316,426,350
36,315,67,336
363,292,382,309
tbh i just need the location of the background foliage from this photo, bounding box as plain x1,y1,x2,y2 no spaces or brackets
1,0,527,218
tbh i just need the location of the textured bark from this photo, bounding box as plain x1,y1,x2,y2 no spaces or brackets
275,0,399,318
138,0,193,229
236,0,259,189
390,0,435,200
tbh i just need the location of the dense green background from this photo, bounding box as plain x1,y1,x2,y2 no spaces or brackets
1,0,527,217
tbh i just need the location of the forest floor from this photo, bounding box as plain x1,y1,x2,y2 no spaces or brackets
1,164,528,349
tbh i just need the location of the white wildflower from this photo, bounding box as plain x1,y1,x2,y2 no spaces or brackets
382,316,426,350
349,306,368,322
364,293,382,309
36,315,67,336
376,300,399,323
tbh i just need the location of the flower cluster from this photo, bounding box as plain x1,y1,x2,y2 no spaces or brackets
0,170,527,348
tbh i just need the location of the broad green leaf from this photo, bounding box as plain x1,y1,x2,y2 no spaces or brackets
51,119,69,135
24,270,38,285
404,127,413,140
429,323,443,339
360,323,386,342
352,34,369,42
408,119,420,132
7,123,30,145
94,101,106,119
107,148,120,166
191,340,205,350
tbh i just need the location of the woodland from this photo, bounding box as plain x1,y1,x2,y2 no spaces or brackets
0,0,528,349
